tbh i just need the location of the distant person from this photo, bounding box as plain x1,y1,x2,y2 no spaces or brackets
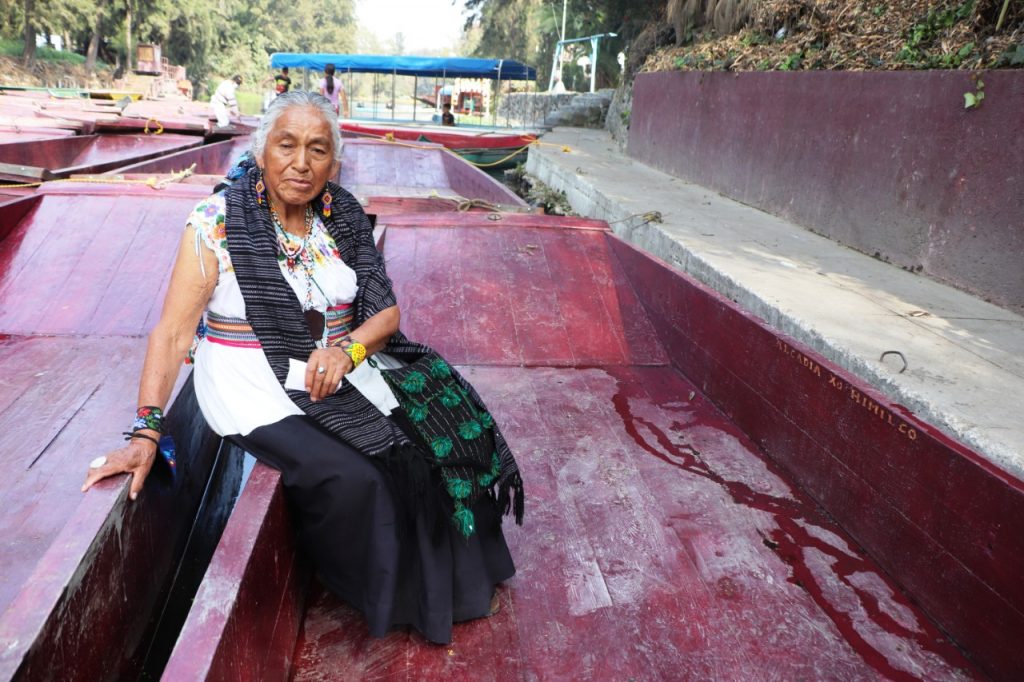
319,64,349,118
441,102,456,126
211,74,242,128
273,66,291,95
550,74,566,94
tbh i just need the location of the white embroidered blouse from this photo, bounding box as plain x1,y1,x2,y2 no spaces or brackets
185,192,399,437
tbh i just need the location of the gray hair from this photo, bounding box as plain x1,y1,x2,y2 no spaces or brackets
251,90,343,164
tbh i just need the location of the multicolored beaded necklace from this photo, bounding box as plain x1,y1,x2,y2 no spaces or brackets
269,202,316,310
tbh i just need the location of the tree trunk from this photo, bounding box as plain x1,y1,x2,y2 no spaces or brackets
85,5,104,75
22,0,36,66
125,0,132,72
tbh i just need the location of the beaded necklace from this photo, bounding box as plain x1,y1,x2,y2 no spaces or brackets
270,202,317,311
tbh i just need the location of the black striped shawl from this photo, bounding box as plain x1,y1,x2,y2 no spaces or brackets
223,167,523,524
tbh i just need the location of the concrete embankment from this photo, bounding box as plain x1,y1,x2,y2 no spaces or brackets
527,126,1024,483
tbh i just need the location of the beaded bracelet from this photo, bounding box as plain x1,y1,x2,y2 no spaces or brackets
132,405,164,433
344,341,367,367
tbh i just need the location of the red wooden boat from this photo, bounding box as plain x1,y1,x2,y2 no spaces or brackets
3,140,1021,680
0,114,88,135
0,133,203,182
105,136,253,177
338,138,527,213
0,183,242,680
341,121,539,169
0,140,528,680
0,125,76,144
161,206,1023,679
92,138,527,214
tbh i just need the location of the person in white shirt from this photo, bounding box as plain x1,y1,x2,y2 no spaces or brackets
211,75,242,128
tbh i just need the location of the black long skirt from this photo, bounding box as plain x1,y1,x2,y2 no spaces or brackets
228,412,516,644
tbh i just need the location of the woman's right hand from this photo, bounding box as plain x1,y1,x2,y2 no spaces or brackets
81,437,158,501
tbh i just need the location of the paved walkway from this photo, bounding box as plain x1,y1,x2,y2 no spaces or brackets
527,127,1024,480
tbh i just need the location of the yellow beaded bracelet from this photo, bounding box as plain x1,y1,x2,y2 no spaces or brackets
344,341,367,367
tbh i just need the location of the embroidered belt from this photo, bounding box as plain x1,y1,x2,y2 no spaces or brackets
205,304,354,349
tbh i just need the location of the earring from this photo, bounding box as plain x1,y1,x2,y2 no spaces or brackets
255,172,266,205
321,189,332,218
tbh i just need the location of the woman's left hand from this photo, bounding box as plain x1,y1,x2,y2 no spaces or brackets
306,346,353,401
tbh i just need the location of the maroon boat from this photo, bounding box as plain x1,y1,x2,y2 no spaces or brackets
0,133,203,182
2,139,1021,681
103,136,253,177
0,182,238,681
162,207,1021,679
338,138,527,213
0,141,528,681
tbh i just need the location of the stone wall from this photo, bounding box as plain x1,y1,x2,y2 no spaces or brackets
497,91,614,129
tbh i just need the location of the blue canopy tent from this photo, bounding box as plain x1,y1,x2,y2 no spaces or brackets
268,54,536,81
269,54,536,126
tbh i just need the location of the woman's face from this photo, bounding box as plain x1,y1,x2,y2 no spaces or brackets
258,105,338,207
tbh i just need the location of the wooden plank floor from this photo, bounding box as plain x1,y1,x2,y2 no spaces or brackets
290,365,978,681
287,221,980,681
339,139,525,206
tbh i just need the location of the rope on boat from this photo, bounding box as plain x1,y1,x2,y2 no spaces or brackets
0,163,196,190
420,191,513,213
448,196,503,212
144,118,165,135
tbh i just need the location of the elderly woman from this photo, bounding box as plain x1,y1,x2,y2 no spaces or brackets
82,91,522,644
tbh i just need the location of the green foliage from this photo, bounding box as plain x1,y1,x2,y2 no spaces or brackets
964,76,985,109
0,38,87,63
998,43,1024,66
2,0,355,94
740,31,769,47
234,90,262,116
463,0,664,89
778,50,803,71
897,0,977,67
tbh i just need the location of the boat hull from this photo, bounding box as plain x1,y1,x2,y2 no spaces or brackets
340,121,538,170
0,133,203,182
164,211,1008,679
0,187,240,680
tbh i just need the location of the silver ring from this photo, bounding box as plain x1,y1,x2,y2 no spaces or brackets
90,456,107,469
317,365,326,374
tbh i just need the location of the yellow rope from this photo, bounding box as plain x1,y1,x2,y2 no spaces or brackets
144,118,165,135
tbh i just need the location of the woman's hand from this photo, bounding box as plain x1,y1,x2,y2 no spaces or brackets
81,436,158,501
306,346,353,401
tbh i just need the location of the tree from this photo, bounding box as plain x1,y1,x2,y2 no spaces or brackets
462,0,648,89
3,0,358,95
22,0,35,66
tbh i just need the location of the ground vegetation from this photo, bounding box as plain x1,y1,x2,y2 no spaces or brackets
463,1,1022,80
649,0,1024,72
